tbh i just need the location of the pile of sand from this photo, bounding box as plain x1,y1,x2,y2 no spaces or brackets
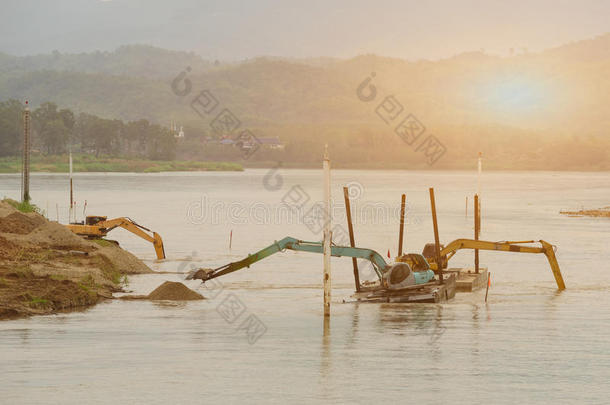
0,212,45,234
0,200,151,276
147,281,204,300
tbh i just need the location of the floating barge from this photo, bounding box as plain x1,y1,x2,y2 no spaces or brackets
349,273,457,303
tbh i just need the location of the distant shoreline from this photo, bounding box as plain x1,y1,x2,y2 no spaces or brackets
2,155,609,173
0,155,243,173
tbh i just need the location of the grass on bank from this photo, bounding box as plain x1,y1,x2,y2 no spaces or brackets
4,199,41,214
0,154,243,173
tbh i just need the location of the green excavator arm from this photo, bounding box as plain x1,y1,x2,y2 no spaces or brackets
187,236,389,282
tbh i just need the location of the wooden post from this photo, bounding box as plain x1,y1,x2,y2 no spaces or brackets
22,101,31,203
229,230,233,251
477,152,482,232
474,194,480,274
398,194,406,257
343,186,360,292
429,188,444,284
485,272,491,302
465,196,468,218
323,145,332,316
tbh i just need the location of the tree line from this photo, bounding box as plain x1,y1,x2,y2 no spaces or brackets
0,100,176,160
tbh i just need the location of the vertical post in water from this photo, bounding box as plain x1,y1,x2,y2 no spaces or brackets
477,152,482,230
477,152,482,196
22,101,31,203
474,194,480,274
429,188,444,284
323,145,332,316
398,194,406,257
485,272,491,303
343,186,360,292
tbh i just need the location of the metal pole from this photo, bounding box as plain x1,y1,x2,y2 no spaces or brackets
429,188,444,284
323,145,332,316
398,194,406,257
69,151,73,223
475,194,480,274
22,101,31,203
343,186,360,292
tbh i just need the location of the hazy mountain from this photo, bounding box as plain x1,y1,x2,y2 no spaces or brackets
0,34,609,169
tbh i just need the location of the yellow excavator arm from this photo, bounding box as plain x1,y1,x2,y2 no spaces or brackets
425,239,565,290
66,216,166,260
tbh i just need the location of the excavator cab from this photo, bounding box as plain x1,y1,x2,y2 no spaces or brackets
396,253,433,272
85,216,107,226
421,243,448,271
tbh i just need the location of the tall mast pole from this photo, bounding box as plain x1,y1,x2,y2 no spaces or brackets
69,150,74,223
323,145,332,317
22,101,31,203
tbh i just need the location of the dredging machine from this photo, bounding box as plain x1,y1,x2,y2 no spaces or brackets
187,236,565,303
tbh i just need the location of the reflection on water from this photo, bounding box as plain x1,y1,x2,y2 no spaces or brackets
1,170,610,403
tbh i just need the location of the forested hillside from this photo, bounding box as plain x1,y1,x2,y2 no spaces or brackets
1,35,610,170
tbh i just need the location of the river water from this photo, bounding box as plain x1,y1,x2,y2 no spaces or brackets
1,169,609,404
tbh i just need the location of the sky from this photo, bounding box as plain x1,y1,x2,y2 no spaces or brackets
1,0,609,60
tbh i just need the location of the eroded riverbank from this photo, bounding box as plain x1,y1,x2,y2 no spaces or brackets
0,199,152,319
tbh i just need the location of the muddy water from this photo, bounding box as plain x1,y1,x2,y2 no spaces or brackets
1,169,609,404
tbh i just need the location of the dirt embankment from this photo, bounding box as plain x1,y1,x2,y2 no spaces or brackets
560,207,610,218
0,199,152,320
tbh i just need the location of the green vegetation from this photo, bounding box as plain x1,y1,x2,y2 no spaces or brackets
10,265,34,278
28,296,50,308
5,199,41,213
91,255,127,286
91,239,115,248
0,154,242,173
79,274,96,290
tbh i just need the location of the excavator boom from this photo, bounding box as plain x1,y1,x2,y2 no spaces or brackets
67,216,166,260
189,236,390,282
425,238,565,290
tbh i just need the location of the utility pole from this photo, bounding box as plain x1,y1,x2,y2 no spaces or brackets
323,145,332,317
22,101,31,203
69,150,74,223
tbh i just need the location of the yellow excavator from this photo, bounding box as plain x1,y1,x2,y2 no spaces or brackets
412,238,565,290
66,216,166,260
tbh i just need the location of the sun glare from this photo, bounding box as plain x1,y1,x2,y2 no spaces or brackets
482,76,549,114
